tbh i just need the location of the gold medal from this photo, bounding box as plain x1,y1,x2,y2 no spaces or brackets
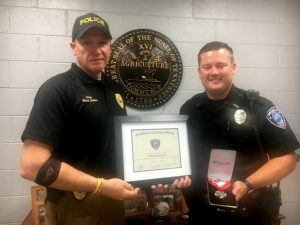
73,191,86,200
115,93,124,109
234,109,246,124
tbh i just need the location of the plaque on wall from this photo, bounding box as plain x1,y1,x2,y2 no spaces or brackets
107,29,183,109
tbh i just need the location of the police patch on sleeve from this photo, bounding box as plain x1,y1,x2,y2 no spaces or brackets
266,106,286,129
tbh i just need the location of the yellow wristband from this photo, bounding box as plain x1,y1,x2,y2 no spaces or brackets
99,178,104,194
93,178,102,194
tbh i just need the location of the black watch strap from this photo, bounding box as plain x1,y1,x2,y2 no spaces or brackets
243,179,254,193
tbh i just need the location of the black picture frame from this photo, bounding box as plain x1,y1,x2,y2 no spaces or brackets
114,115,191,185
152,193,176,211
124,193,148,217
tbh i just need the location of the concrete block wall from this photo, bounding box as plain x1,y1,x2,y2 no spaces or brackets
0,0,299,224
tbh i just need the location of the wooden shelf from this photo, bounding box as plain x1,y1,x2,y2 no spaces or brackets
126,211,188,225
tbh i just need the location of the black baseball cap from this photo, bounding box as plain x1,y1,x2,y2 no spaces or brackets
72,13,112,41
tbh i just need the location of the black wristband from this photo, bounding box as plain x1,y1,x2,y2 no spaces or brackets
35,157,61,186
243,179,254,193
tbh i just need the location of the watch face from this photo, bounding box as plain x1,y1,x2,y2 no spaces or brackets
207,182,238,208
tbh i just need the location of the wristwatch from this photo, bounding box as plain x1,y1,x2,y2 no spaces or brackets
243,179,254,193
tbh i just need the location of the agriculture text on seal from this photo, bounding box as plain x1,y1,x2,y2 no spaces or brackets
107,29,183,109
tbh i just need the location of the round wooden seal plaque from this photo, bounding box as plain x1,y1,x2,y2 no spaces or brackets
107,29,183,109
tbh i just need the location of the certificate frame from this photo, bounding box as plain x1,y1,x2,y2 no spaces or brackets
114,115,191,184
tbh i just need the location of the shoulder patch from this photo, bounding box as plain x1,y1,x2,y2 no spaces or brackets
266,106,286,129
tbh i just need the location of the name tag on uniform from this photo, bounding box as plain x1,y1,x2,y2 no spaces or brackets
207,149,238,208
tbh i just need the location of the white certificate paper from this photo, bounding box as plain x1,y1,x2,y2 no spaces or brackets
116,115,191,182
131,128,181,172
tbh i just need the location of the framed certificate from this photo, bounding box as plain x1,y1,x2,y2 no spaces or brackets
114,115,191,184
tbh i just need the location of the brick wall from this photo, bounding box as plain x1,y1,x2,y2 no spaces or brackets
0,0,299,224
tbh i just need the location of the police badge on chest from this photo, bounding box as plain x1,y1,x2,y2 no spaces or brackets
234,109,247,125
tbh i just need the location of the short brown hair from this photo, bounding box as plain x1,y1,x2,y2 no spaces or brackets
198,41,234,65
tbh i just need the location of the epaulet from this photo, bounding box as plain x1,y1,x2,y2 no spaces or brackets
180,93,205,114
246,89,259,100
245,89,259,113
188,93,206,107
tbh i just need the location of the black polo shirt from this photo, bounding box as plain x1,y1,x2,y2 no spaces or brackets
22,63,126,178
180,85,299,198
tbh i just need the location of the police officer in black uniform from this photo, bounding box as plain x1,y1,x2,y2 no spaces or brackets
180,41,299,225
20,13,140,225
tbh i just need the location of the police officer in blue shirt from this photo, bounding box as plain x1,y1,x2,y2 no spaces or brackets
180,41,299,225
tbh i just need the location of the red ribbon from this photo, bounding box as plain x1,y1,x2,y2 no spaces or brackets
208,179,231,191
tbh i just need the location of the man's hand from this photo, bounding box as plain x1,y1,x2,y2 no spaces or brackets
101,178,140,200
232,180,248,202
150,176,192,190
172,176,192,189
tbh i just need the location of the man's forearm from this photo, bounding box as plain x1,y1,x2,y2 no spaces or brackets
246,152,296,189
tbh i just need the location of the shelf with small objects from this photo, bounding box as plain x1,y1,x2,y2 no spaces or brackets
125,184,189,225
